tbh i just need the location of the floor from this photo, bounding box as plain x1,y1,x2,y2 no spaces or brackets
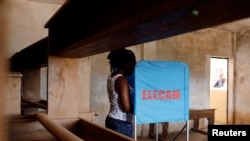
136,130,207,141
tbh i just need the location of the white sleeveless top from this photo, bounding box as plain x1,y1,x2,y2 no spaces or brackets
107,74,133,122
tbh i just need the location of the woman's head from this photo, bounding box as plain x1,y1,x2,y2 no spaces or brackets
107,48,136,76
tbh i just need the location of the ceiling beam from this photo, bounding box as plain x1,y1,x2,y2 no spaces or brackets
45,0,250,58
45,0,197,57
9,37,48,71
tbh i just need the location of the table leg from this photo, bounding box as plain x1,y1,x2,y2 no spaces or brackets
148,123,156,138
193,119,199,129
160,122,169,141
207,117,214,125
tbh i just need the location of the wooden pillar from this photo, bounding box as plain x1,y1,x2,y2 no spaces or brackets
47,56,81,118
160,122,169,141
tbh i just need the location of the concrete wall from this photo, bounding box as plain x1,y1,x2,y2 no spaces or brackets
235,29,250,124
5,0,62,57
3,0,250,138
156,29,233,109
89,28,250,134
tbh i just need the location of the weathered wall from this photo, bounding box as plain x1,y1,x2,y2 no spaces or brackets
5,0,61,57
3,0,62,116
234,29,250,124
4,73,22,116
3,0,250,138
90,28,236,134
156,29,233,108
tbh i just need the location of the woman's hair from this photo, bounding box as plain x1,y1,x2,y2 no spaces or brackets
107,48,135,72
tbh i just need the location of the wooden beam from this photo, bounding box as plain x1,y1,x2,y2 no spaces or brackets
45,0,250,58
36,112,83,141
21,98,47,110
77,118,135,141
46,0,197,57
9,37,48,71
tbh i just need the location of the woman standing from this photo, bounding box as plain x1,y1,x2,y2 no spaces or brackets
105,48,136,138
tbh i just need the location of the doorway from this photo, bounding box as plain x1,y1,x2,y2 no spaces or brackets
209,57,228,124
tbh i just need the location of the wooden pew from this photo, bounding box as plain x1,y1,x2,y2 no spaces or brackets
77,117,135,141
36,112,135,141
21,97,47,110
36,112,83,141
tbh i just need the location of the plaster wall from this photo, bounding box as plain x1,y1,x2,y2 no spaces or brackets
3,0,62,115
90,28,236,134
4,0,61,58
3,0,250,137
22,68,41,100
156,29,233,109
234,29,250,124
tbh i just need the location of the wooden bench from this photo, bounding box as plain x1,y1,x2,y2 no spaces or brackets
189,108,216,134
149,108,216,140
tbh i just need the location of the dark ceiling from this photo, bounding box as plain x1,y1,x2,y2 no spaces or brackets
45,0,250,58
10,0,250,70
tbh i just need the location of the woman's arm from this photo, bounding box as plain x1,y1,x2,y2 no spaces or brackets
115,76,131,113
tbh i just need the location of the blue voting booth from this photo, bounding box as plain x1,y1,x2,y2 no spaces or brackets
134,60,190,140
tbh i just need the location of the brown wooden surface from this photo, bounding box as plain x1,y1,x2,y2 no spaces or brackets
9,37,48,71
77,118,135,141
189,109,215,126
44,0,250,58
149,109,215,140
21,98,47,110
10,0,250,67
189,108,215,134
8,115,56,140
36,112,83,141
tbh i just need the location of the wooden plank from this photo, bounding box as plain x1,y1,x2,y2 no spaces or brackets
151,109,216,140
9,37,48,71
21,98,47,110
36,112,83,141
8,115,57,140
77,118,135,141
45,0,250,58
189,109,215,134
46,0,196,57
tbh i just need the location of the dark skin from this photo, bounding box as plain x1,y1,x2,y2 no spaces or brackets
112,59,136,113
115,76,131,113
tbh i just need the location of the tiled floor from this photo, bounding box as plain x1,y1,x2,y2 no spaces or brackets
137,130,207,141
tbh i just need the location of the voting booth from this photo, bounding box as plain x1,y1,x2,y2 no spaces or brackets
134,60,190,141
